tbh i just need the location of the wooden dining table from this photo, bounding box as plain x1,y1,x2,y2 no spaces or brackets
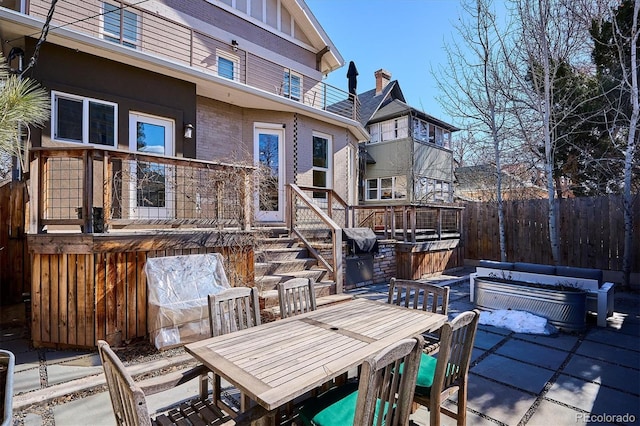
185,297,447,418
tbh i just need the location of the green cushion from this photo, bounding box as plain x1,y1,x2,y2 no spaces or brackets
415,353,437,396
298,382,359,426
298,381,393,426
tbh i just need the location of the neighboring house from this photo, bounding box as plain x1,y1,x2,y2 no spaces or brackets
357,69,458,204
0,0,367,229
455,164,548,201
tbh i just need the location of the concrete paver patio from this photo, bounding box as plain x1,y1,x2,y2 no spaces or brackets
3,271,639,426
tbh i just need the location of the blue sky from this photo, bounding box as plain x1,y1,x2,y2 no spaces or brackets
305,0,464,126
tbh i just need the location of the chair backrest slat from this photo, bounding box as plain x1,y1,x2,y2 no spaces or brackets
388,278,450,315
434,310,480,392
355,336,424,426
278,278,317,319
98,340,152,426
208,287,261,337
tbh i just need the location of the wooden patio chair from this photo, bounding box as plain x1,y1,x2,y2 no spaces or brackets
208,286,262,414
98,339,232,426
413,310,480,426
277,277,322,414
208,287,261,337
388,277,450,355
297,335,424,426
277,278,317,319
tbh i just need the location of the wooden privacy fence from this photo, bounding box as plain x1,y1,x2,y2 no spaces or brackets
0,181,29,304
464,195,640,272
28,233,254,348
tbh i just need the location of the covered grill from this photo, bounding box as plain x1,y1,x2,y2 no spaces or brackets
343,227,379,287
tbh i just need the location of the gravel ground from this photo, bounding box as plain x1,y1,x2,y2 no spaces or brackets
1,302,193,426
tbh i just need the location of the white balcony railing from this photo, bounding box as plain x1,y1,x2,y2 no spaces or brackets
24,0,360,121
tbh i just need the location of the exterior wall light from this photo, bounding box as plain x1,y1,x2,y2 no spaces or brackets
231,40,239,52
184,124,194,139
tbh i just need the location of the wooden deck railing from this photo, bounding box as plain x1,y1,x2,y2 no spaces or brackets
30,147,255,234
287,184,344,291
351,204,465,243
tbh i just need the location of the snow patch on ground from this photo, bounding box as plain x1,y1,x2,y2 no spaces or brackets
479,309,558,335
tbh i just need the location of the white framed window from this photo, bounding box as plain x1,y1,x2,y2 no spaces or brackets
413,118,452,149
443,130,451,149
435,127,444,147
2,0,26,13
413,119,429,142
365,176,406,201
101,2,140,48
414,176,453,202
366,178,378,200
128,113,175,218
52,91,117,146
368,123,380,143
367,117,408,143
312,132,332,199
216,50,239,80
283,69,302,101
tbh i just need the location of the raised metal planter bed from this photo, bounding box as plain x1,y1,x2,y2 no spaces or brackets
474,276,587,332
0,350,15,426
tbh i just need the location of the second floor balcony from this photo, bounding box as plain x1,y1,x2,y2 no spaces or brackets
2,0,360,122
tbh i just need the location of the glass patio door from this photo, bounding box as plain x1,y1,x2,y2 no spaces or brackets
128,113,175,219
254,124,285,222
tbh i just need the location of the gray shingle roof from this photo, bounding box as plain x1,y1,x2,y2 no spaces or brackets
356,80,405,126
369,99,412,122
356,80,458,131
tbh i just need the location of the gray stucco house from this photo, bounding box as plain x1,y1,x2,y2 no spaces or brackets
357,69,459,204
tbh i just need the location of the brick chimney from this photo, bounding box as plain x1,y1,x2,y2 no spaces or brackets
375,69,391,95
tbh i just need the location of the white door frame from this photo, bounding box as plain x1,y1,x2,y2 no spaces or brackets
128,112,175,219
254,123,285,222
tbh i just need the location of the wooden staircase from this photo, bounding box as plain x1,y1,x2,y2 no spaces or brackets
254,228,352,320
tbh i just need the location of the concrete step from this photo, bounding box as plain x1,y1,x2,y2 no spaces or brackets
253,226,289,238
255,269,328,292
256,237,299,249
255,247,310,262
12,353,197,411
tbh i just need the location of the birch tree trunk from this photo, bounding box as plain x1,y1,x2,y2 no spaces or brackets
622,0,639,288
512,0,591,265
435,0,512,261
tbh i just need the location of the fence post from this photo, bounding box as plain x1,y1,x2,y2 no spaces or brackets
333,229,343,294
243,171,252,231
286,185,292,232
28,152,40,234
102,151,111,233
82,150,93,233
